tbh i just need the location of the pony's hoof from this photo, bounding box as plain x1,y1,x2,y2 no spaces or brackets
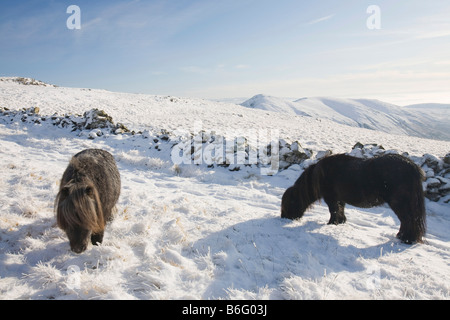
396,232,422,245
328,217,346,225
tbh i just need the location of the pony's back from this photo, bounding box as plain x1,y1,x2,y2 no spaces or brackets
61,149,121,221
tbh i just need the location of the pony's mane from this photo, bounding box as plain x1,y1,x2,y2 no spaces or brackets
55,180,104,233
294,163,322,210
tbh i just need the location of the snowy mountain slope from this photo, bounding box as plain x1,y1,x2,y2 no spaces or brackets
241,94,450,141
240,94,310,117
404,103,450,142
1,78,450,300
406,103,450,110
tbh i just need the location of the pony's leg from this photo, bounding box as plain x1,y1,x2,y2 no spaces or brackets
326,200,347,225
91,231,104,246
388,198,417,244
395,220,415,244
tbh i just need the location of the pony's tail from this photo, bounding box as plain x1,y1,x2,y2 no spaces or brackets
413,168,427,243
396,166,427,244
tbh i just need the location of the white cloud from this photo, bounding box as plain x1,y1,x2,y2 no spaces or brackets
306,14,335,26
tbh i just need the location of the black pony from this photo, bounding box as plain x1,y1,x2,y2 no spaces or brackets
281,153,426,244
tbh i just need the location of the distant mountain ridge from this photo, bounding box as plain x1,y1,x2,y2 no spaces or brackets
1,77,448,141
241,94,450,141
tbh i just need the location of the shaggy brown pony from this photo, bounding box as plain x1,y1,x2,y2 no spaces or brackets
55,149,121,253
281,154,426,244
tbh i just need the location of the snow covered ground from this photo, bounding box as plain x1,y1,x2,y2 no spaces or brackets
0,78,449,300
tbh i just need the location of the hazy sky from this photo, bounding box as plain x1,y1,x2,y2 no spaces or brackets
1,0,449,105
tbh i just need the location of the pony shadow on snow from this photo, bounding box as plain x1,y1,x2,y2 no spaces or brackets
187,216,410,299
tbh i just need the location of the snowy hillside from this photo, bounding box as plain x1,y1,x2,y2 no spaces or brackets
1,77,450,300
241,94,450,141
404,103,450,142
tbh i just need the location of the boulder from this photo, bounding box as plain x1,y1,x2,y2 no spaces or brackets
443,153,450,166
316,150,332,160
83,109,114,130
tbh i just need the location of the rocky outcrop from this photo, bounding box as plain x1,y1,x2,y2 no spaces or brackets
0,77,56,87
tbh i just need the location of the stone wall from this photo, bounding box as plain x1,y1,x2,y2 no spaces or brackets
1,107,448,203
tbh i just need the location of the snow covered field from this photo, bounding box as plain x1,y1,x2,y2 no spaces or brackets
0,78,449,300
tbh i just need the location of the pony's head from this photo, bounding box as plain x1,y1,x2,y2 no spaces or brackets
281,186,307,220
281,164,321,220
55,180,104,253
